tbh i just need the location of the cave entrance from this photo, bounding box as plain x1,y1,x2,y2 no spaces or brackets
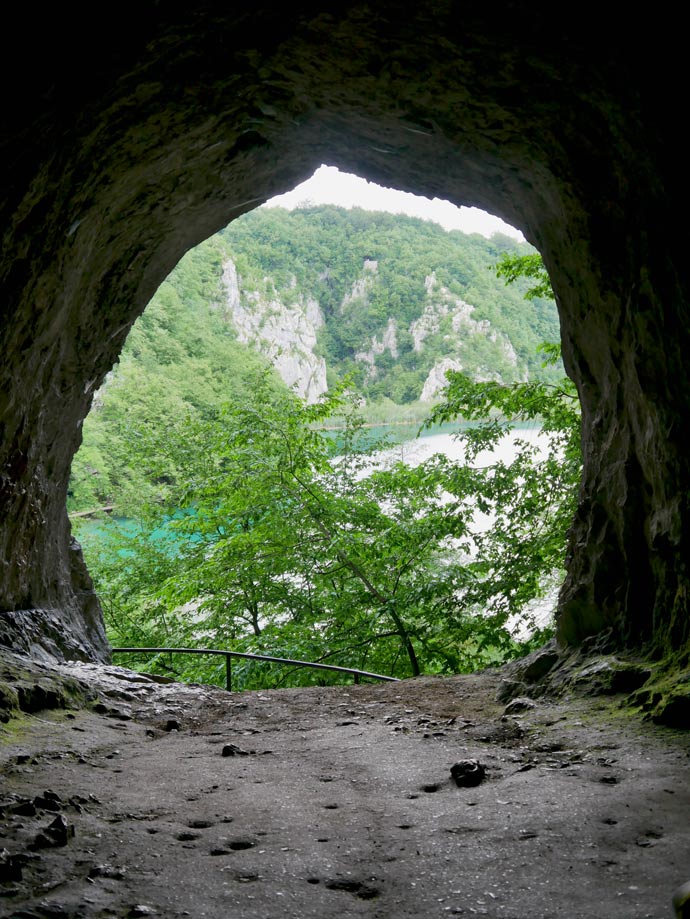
67,165,571,689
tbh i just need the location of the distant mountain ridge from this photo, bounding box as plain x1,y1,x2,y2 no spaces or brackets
216,205,560,403
69,204,559,513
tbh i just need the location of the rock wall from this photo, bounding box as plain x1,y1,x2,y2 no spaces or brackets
411,272,522,387
222,254,520,401
420,359,463,403
0,3,687,659
354,318,400,382
221,260,328,403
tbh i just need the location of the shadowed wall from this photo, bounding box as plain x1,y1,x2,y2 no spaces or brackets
0,3,686,660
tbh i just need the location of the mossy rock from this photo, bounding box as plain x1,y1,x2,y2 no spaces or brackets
0,651,95,724
569,658,653,696
628,669,690,728
499,639,562,694
15,680,70,713
652,692,690,729
0,680,19,722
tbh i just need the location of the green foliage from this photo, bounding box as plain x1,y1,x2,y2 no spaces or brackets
422,255,581,645
73,211,579,691
81,343,580,689
84,378,482,684
495,253,554,301
219,204,563,395
423,352,581,633
68,238,281,515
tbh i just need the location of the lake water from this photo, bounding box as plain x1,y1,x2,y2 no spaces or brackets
74,419,548,543
366,422,558,637
366,420,548,468
73,419,558,637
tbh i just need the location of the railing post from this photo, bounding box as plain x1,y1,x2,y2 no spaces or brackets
225,654,232,692
353,673,360,684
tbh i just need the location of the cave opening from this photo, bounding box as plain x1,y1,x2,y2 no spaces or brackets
2,10,690,912
67,164,568,689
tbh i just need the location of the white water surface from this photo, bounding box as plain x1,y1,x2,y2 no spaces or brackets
372,424,550,470
361,424,559,638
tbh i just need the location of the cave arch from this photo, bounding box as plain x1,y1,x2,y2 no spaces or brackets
1,4,687,661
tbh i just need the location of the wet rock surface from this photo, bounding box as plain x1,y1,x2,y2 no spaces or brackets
1,651,689,918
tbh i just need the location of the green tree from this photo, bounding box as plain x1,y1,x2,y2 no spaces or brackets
76,244,580,690
99,377,482,682
422,254,581,640
83,348,580,689
495,252,554,300
423,347,581,638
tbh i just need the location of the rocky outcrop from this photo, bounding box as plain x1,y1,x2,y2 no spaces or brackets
354,318,399,382
221,260,327,403
410,273,446,351
226,253,523,400
0,3,687,661
411,272,522,384
420,358,463,402
411,273,486,352
341,258,379,311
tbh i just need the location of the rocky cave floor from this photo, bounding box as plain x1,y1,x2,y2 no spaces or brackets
1,648,690,919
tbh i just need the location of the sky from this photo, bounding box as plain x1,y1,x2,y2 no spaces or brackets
264,164,525,242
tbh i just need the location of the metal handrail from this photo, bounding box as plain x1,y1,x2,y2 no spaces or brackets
112,646,400,691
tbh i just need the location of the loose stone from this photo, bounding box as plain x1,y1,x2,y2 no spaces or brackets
450,760,486,788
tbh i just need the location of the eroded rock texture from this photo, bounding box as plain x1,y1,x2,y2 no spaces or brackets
0,4,687,660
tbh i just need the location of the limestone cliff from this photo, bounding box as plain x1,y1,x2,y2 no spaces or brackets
220,243,534,406
221,260,328,403
355,317,399,382
420,358,463,402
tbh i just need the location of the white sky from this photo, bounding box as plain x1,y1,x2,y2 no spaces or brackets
264,164,525,242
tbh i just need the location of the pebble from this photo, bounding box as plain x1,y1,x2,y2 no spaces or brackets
504,697,537,715
31,814,74,849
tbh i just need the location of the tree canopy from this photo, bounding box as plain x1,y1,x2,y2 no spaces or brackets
80,351,580,689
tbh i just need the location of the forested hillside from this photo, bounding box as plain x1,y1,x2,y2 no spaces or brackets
219,206,560,402
69,205,560,514
68,248,282,515
68,209,576,684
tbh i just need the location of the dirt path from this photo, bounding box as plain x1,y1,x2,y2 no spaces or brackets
2,657,690,918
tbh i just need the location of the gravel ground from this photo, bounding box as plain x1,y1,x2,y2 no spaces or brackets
1,656,690,918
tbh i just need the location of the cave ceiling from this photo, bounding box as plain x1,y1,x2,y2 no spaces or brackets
0,3,687,660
